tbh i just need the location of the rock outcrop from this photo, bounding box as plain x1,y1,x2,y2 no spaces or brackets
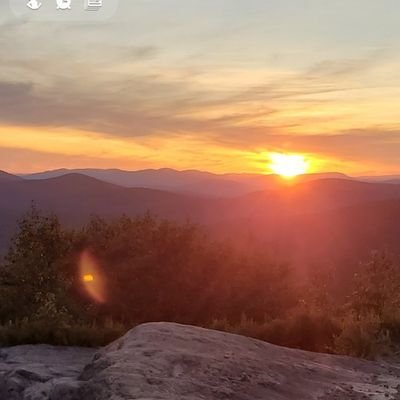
1,323,400,399
0,345,94,400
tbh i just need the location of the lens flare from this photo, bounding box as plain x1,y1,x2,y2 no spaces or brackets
83,274,94,282
79,250,106,303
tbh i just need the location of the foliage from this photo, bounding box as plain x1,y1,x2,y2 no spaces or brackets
0,318,126,347
333,252,400,358
1,206,400,358
0,205,77,325
333,313,391,359
350,252,400,319
0,207,298,346
211,309,340,353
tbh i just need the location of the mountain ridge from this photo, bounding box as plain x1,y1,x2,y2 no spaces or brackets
0,170,23,182
21,168,353,197
1,174,400,274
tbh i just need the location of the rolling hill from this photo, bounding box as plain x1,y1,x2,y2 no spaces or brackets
0,170,23,182
0,173,227,253
215,197,400,280
22,168,352,197
1,173,400,276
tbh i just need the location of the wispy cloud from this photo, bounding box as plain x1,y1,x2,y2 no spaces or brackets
0,1,400,174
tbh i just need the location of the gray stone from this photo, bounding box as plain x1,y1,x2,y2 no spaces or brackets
2,323,400,399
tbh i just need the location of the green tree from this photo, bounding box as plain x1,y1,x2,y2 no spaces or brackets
350,252,400,319
0,205,75,324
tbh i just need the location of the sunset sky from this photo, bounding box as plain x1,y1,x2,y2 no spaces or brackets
1,0,400,175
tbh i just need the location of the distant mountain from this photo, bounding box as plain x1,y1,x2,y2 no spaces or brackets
0,173,214,222
22,168,353,197
223,171,350,185
23,168,215,188
180,178,254,198
0,173,218,253
2,173,400,275
385,179,400,184
213,179,400,277
23,168,229,196
0,170,22,182
216,197,400,280
358,175,400,183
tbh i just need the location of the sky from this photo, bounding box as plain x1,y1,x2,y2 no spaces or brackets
1,0,400,175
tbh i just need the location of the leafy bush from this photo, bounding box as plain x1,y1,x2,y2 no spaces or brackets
0,205,77,323
211,310,340,353
333,313,392,359
0,318,127,347
0,207,299,346
1,206,400,358
350,252,400,319
334,252,400,358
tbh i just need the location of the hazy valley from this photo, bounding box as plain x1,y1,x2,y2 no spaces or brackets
2,168,400,276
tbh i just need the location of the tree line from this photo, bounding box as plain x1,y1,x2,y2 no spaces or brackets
0,206,399,358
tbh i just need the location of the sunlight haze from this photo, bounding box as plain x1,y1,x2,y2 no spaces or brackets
1,0,400,175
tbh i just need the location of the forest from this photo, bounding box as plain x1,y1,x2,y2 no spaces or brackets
0,206,399,359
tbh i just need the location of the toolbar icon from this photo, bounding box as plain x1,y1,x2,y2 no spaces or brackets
27,0,42,10
85,0,102,11
56,0,72,9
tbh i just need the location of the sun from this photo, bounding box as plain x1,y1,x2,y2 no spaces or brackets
269,153,309,178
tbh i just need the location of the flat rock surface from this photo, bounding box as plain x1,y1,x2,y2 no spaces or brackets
2,323,400,399
0,345,94,400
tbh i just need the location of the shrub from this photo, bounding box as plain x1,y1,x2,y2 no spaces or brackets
0,206,78,323
211,310,340,353
2,206,400,359
0,318,127,347
0,208,299,346
333,313,392,359
350,252,400,319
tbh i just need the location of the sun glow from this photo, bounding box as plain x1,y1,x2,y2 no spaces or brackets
269,153,309,178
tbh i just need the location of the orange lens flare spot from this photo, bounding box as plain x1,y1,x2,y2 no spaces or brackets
83,274,94,282
79,250,106,303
